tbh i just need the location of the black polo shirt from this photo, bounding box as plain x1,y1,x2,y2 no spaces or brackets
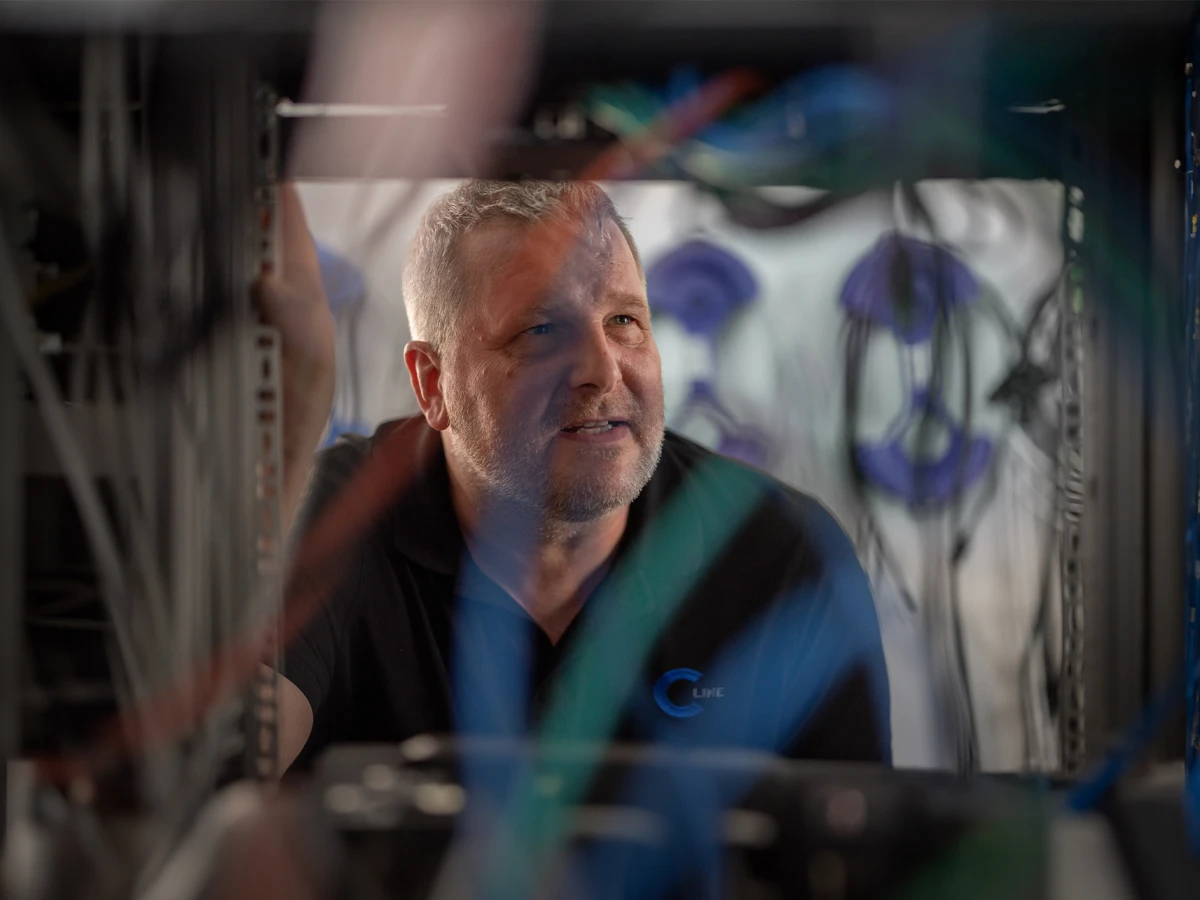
283,417,891,770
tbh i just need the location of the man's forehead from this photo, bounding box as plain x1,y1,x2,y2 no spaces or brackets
460,216,635,306
458,218,532,267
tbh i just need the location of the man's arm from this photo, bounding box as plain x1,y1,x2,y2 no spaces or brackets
257,184,337,537
256,184,336,772
276,672,316,772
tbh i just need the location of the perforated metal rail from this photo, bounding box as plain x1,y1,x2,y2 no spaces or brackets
1059,185,1087,776
246,84,283,781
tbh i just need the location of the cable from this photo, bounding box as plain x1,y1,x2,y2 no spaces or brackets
1065,661,1188,812
705,183,855,231
946,267,1064,768
1182,38,1200,852
840,182,993,771
0,224,146,701
1018,477,1061,770
21,67,763,786
841,315,919,614
134,781,265,900
126,40,265,377
947,289,982,771
93,349,173,677
79,35,173,671
921,233,974,770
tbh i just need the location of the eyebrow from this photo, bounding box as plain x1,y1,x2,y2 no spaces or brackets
607,291,651,311
519,301,560,323
523,291,648,318
504,291,650,333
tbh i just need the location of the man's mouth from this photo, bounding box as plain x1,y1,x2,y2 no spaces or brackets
561,419,628,434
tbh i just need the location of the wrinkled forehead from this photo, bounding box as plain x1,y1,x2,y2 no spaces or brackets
457,214,619,316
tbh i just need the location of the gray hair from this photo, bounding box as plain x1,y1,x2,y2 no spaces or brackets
402,180,642,352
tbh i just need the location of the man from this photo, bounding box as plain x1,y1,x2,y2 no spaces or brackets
263,180,891,772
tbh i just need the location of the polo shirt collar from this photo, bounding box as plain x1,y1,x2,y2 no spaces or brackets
387,417,465,576
386,417,679,624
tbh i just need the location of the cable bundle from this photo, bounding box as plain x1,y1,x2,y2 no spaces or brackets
1183,30,1200,856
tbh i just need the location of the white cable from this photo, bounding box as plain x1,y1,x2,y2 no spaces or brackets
276,100,448,118
0,224,146,700
95,349,172,668
135,782,265,900
75,36,172,691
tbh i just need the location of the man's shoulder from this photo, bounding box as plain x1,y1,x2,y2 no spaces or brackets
297,417,429,537
311,416,426,473
656,430,852,556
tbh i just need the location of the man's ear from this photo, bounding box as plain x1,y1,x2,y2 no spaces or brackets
404,341,450,431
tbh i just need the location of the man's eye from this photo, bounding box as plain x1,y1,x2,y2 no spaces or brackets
524,323,554,336
610,315,636,326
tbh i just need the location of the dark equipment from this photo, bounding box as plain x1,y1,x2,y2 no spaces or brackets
308,738,1047,900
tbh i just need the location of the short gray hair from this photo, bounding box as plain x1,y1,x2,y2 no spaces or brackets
402,180,642,352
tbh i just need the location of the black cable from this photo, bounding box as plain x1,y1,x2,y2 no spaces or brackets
703,183,856,231
951,273,1064,547
965,266,1066,745
835,182,981,770
914,213,975,770
909,181,981,771
1019,468,1062,766
132,39,256,378
139,164,233,378
841,314,919,614
833,180,1065,770
1013,272,1070,761
948,289,982,770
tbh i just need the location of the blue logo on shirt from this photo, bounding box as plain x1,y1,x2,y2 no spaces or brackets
653,668,724,718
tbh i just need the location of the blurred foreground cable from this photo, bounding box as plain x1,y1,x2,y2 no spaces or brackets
1183,28,1199,854
26,68,762,781
463,460,765,900
1190,753,1200,856
891,818,1045,900
0,222,147,701
1065,663,1187,814
456,491,892,900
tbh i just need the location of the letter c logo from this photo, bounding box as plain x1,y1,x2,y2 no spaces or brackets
653,668,704,718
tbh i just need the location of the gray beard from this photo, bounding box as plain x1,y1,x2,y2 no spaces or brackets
451,425,664,527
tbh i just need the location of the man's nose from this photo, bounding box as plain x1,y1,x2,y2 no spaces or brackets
569,325,620,395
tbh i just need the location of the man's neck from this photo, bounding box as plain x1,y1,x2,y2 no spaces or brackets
446,453,628,644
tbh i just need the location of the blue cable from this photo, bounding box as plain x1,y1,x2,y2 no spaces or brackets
1064,667,1186,814
1184,29,1200,854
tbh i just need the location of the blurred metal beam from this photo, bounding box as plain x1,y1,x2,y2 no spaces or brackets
1146,56,1186,761
0,236,23,849
0,0,320,32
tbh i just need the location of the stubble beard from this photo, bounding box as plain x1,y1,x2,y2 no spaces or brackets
450,398,665,529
